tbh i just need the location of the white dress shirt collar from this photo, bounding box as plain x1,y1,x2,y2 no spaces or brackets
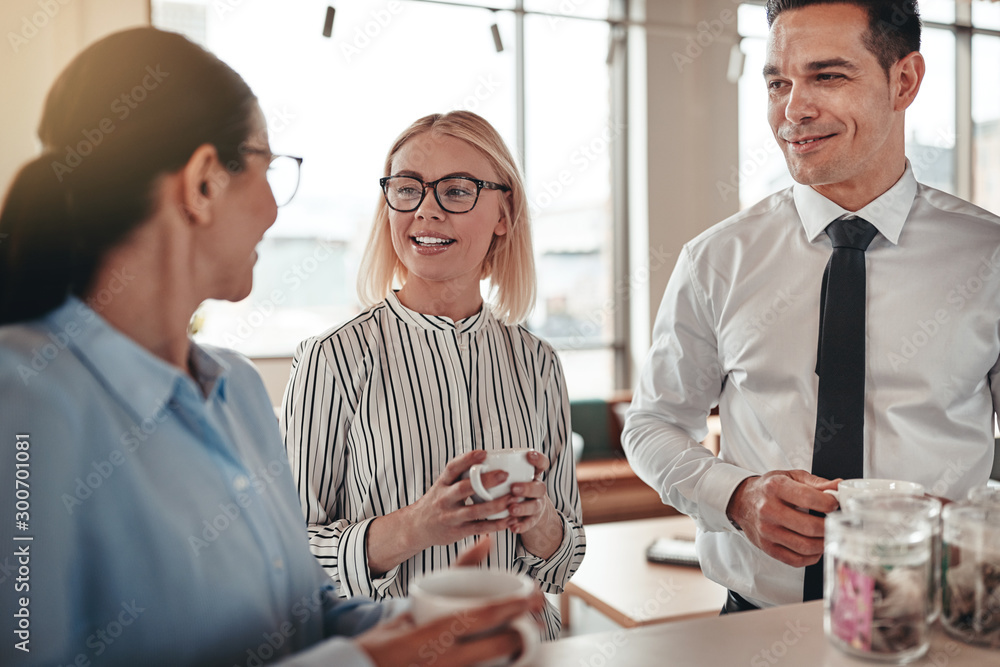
793,161,918,246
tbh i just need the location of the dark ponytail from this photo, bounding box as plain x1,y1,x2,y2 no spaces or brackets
0,156,83,323
0,27,258,325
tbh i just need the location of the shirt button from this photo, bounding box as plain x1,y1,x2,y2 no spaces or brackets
273,558,284,571
233,476,250,492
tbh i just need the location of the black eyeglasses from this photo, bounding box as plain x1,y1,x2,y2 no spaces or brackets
241,148,304,207
380,175,510,214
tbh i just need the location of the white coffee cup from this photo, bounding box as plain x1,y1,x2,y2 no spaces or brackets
409,567,540,667
463,449,536,520
824,478,925,507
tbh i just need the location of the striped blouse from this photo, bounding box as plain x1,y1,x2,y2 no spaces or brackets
280,293,586,640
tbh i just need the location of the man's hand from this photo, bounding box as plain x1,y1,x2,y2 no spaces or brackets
726,470,840,567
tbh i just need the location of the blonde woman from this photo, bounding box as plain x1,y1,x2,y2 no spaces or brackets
281,111,585,640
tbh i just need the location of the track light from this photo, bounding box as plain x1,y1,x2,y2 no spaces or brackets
490,11,503,52
322,6,335,38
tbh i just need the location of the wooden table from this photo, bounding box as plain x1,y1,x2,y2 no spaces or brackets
562,515,727,628
542,600,998,666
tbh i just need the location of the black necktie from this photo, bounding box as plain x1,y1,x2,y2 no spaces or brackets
803,217,878,602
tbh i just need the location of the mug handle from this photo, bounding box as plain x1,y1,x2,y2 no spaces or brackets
823,488,840,507
469,464,494,501
509,615,540,667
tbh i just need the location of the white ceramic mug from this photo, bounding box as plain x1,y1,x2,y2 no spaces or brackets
463,449,536,519
824,478,925,507
409,567,540,667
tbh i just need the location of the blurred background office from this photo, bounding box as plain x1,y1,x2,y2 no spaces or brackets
2,0,999,406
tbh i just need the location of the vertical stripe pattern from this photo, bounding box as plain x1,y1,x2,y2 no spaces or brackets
281,293,586,640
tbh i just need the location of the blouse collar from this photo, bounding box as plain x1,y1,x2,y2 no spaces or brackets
384,291,490,335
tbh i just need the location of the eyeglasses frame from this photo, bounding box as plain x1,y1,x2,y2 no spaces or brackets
240,147,304,207
379,174,511,214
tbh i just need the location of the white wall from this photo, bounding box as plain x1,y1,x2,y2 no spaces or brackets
254,356,293,409
0,0,149,190
628,0,740,379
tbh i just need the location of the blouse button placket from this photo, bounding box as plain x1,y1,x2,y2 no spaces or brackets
450,329,472,453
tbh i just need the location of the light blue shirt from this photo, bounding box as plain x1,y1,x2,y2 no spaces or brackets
0,298,389,666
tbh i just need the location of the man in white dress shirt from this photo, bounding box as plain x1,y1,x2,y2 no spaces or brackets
624,0,1000,611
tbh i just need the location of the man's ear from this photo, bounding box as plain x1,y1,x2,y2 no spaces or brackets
180,144,226,225
893,51,925,112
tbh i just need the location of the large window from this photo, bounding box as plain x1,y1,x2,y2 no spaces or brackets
152,0,625,398
524,9,617,397
973,1,1000,214
736,0,1000,213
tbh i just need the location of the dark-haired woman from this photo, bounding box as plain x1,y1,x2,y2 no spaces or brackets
0,27,536,667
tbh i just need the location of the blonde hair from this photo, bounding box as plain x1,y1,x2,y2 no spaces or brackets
357,111,536,325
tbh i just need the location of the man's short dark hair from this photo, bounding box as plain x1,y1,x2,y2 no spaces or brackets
765,1,921,74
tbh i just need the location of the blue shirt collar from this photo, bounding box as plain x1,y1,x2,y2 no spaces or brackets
46,298,230,423
793,160,917,246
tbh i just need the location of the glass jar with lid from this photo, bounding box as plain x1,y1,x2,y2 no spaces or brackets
824,510,933,663
842,494,943,624
941,502,1000,648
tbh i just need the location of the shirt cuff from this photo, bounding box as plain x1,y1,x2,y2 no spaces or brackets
513,515,580,593
694,462,757,534
337,518,402,598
